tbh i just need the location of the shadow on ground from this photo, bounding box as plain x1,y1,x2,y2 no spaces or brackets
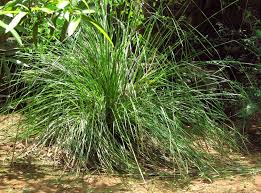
0,163,129,193
0,114,260,193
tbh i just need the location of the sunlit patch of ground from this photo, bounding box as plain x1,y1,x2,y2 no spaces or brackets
0,114,260,193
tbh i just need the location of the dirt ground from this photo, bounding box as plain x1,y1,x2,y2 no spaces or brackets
0,114,260,193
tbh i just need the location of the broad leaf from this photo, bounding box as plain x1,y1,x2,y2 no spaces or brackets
5,11,27,33
0,20,23,45
0,10,20,15
82,9,95,15
39,8,54,14
63,11,70,21
67,16,81,37
57,0,70,9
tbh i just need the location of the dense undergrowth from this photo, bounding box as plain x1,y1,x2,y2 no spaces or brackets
0,0,259,178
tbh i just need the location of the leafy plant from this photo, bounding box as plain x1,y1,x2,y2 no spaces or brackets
0,0,113,45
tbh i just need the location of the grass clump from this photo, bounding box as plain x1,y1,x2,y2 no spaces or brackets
7,13,243,177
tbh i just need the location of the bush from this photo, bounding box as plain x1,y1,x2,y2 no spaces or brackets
6,7,245,176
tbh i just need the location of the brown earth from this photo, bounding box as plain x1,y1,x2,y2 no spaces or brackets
0,114,260,193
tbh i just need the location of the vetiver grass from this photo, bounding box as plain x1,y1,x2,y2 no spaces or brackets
4,7,245,177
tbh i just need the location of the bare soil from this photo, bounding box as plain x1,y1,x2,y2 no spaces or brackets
0,114,260,193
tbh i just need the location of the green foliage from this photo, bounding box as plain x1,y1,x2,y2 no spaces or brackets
2,0,258,178
256,30,261,38
0,0,113,45
107,0,144,27
6,10,244,176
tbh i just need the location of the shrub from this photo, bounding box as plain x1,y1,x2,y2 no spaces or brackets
6,7,244,177
0,0,112,45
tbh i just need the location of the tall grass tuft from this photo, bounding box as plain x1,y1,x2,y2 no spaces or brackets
6,10,244,176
